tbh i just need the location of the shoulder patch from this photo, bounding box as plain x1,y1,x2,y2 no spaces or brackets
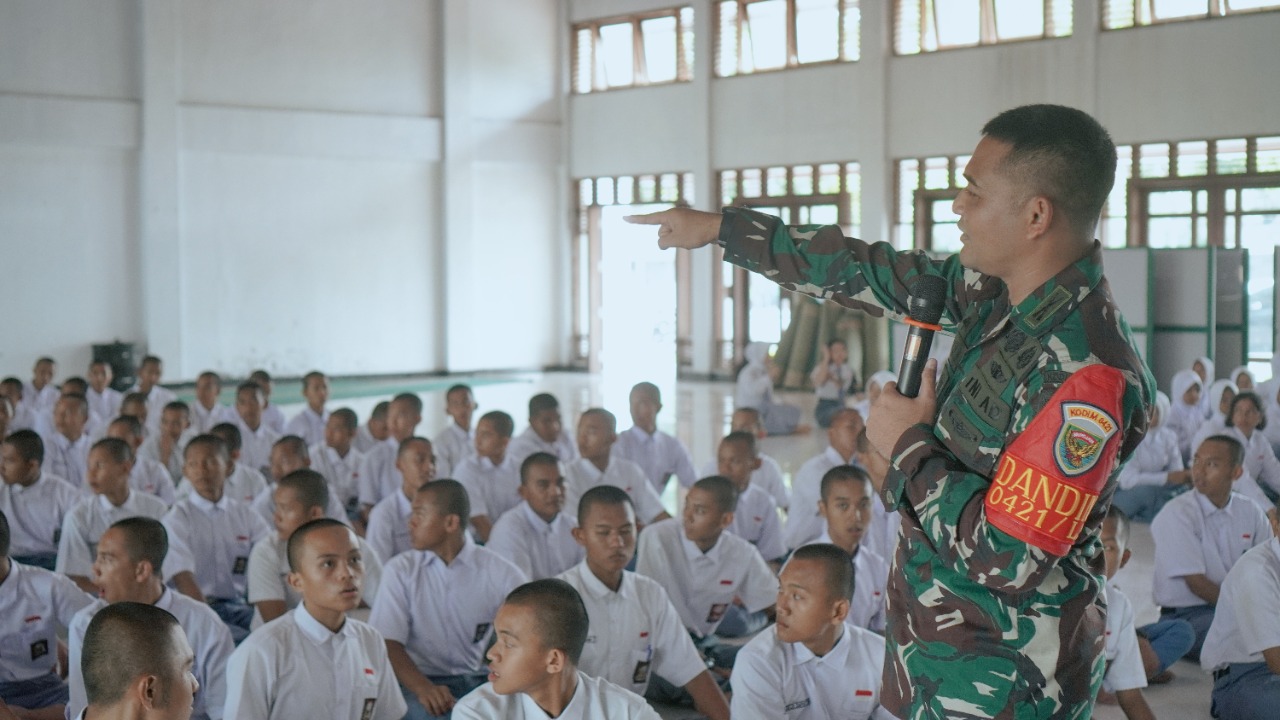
1054,403,1119,476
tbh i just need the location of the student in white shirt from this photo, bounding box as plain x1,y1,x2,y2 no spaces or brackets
0,430,82,570
118,392,152,440
1223,391,1280,500
0,509,95,715
129,355,177,435
56,378,105,440
508,393,579,466
1167,369,1206,464
85,360,123,423
730,543,893,720
1150,434,1272,660
358,393,424,520
225,519,407,720
564,409,670,527
1190,379,1238,456
851,428,901,566
249,370,286,434
250,436,349,528
454,410,521,542
1095,508,1160,720
811,339,856,429
24,357,59,416
715,431,785,564
356,401,392,454
700,408,790,510
485,452,583,580
162,434,273,643
247,470,382,629
454,578,661,720
369,480,528,720
432,384,476,479
74,601,198,720
67,517,233,720
104,416,177,505
0,395,13,441
612,381,697,494
309,408,365,524
233,382,280,476
138,401,193,483
1113,391,1191,522
366,437,436,565
1,378,38,434
811,466,888,633
786,408,864,551
557,486,730,720
43,393,92,489
202,423,269,506
284,371,330,448
1200,496,1280,720
190,372,237,434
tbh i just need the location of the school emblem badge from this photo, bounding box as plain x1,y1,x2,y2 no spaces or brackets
1054,403,1118,476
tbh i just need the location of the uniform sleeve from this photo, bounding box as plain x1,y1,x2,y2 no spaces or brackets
760,457,790,510
198,612,235,720
484,520,533,579
357,452,382,506
222,641,273,720
367,560,413,644
728,642,784,720
365,502,396,567
55,511,91,576
755,499,786,562
373,630,410,720
455,465,490,518
649,586,709,688
1151,505,1208,579
1229,553,1280,657
52,572,95,625
246,539,286,604
66,607,93,720
738,548,781,613
160,513,196,579
783,464,822,551
631,470,668,524
358,538,384,607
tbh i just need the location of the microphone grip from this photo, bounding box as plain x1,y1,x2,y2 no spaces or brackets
896,326,935,399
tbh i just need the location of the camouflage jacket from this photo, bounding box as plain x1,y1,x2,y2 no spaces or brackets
718,207,1154,719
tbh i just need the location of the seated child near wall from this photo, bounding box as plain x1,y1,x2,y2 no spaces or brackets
284,371,331,448
250,435,350,527
811,338,856,429
200,422,269,505
191,371,237,434
700,407,789,511
715,431,785,564
86,360,122,422
508,393,579,466
129,355,177,434
356,400,391,454
811,465,888,633
484,452,583,580
250,369,286,434
432,384,476,479
234,382,281,476
1112,391,1191,523
308,407,365,523
0,429,82,570
454,410,521,542
137,400,193,482
42,393,92,489
366,437,436,565
611,382,698,494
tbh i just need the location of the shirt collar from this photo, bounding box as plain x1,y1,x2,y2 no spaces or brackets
822,446,852,466
293,603,351,645
190,491,231,512
1007,241,1104,338
519,500,561,530
627,425,657,441
421,535,477,569
576,457,606,482
792,622,852,668
575,561,632,601
97,491,136,511
681,527,723,563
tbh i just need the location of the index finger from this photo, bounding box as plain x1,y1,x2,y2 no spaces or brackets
623,210,670,225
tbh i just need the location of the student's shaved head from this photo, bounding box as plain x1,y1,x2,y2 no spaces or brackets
576,484,632,527
82,602,186,706
693,475,738,515
820,465,872,503
419,479,470,532
788,543,855,600
331,408,358,432
504,579,590,665
278,469,330,515
3,429,45,464
209,423,242,453
273,435,309,461
92,437,134,465
110,516,169,572
287,517,349,572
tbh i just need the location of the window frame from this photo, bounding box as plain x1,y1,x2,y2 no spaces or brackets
893,0,1072,56
572,6,694,95
1101,0,1280,31
714,0,862,78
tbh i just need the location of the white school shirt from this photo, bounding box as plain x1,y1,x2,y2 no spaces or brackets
354,425,382,454
251,486,351,529
366,490,413,564
508,426,579,465
138,431,193,482
86,387,122,422
56,491,194,580
785,447,855,551
700,455,790,511
262,403,286,434
556,562,707,696
636,519,778,638
1101,579,1147,693
7,403,37,433
1226,427,1280,495
357,439,400,507
130,384,177,433
454,671,662,720
564,457,667,525
191,402,237,435
284,406,328,449
369,539,527,676
309,444,364,507
1117,425,1183,490
163,493,272,599
1151,490,1271,608
0,561,94,682
612,425,698,493
730,622,892,720
1232,468,1273,510
431,422,473,480
484,500,583,580
67,588,233,720
726,483,786,562
1190,416,1228,459
43,432,91,489
246,533,383,629
862,496,902,566
130,457,177,505
22,382,59,414
455,454,522,521
224,604,407,720
178,464,271,506
1201,538,1280,671
0,473,83,557
236,421,281,476
812,531,888,634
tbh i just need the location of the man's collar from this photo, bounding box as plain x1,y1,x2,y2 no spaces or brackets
1009,241,1104,338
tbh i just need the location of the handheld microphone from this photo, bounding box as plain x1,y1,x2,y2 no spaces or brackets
896,275,948,398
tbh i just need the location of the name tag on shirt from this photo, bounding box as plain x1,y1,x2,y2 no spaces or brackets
360,699,376,720
473,623,491,644
30,639,48,661
233,556,248,575
632,660,651,684
785,698,811,712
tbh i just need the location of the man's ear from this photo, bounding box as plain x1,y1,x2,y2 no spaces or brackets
571,526,587,548
138,673,163,710
546,647,568,675
831,597,850,626
1024,195,1054,240
1120,548,1132,570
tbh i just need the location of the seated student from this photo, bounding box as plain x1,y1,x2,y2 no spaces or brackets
67,517,233,720
0,509,95,716
190,372,237,434
637,477,778,667
57,439,195,596
811,466,888,633
1150,434,1271,660
225,518,406,720
163,434,273,642
454,410,521,542
1223,391,1280,501
563,409,670,527
197,423,269,506
730,543,892,720
454,579,661,720
370,479,528,719
56,378,105,440
1167,369,1206,464
715,432,785,564
1113,391,1191,523
0,430,82,570
508,393,579,466
250,436,349,527
117,392,151,440
85,361,122,426
104,416,176,505
736,342,808,437
1192,380,1239,457
1,378,37,433
356,400,391,454
558,487,730,720
309,408,365,523
611,382,697,495
811,339,857,429
138,401,193,483
43,393,92,489
851,428,901,565
366,437,436,565
851,370,895,424
1095,508,1171,719
1230,366,1257,393
249,370,286,434
247,469,383,629
358,393,424,520
785,408,864,551
700,408,789,511
485,453,583,580
432,384,476,479
0,396,13,442
24,357,59,416
1201,495,1280,719
128,355,177,434
75,601,198,720
284,371,330,448
233,382,280,476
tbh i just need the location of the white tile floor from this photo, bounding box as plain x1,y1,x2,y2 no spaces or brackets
274,370,1215,719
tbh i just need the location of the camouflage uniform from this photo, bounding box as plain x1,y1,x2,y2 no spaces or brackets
717,207,1154,719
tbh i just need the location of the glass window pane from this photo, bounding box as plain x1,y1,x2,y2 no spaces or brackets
1104,0,1137,29
638,175,657,203
954,155,971,187
680,7,696,79
1139,143,1170,178
1217,138,1248,174
1152,0,1211,20
659,173,679,202
1148,190,1193,215
845,164,862,233
749,273,783,343
1176,141,1209,176
766,166,789,196
579,178,594,206
923,156,950,189
1240,187,1280,211
898,159,919,224
642,16,678,83
994,0,1045,38
796,0,841,64
721,171,738,206
1228,0,1280,10
810,204,839,225
746,0,788,71
931,197,959,222
1047,0,1074,36
934,0,981,47
1147,217,1194,248
682,172,695,205
1257,136,1280,173
742,168,763,198
717,1,740,76
818,163,841,194
574,28,594,93
1101,217,1128,248
599,23,636,88
793,166,815,195
896,0,924,54
597,177,616,206
616,176,635,205
1239,214,1277,358
841,1,861,60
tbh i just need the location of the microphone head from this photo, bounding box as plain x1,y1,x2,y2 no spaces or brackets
907,275,948,325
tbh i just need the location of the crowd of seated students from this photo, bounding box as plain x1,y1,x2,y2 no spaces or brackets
2,352,1279,719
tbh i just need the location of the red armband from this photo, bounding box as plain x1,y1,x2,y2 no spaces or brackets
985,364,1126,557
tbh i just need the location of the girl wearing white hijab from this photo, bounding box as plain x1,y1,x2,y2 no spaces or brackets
852,370,897,420
1166,369,1205,464
1191,356,1214,417
1228,365,1256,392
736,342,805,436
1190,379,1238,457
1112,391,1189,522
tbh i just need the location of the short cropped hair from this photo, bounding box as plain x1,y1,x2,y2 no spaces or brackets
62,377,89,394
397,436,432,459
789,542,855,601
3,429,45,464
820,465,873,503
446,384,473,401
121,392,149,412
721,430,757,457
580,408,616,434
420,479,470,531
1225,391,1267,431
58,393,89,417
504,579,590,665
528,393,560,417
139,355,162,370
236,381,264,400
184,434,230,462
370,401,390,421
630,382,660,404
693,475,738,515
278,469,330,514
35,356,56,367
273,435,309,461
0,509,10,556
286,517,348,572
302,371,326,389
209,423,243,453
110,516,169,571
92,437,134,465
391,392,424,416
82,602,183,706
576,484,633,527
331,408,358,432
520,452,560,485
161,400,189,418
479,410,514,438
108,415,144,441
1201,434,1246,469
197,371,221,385
249,370,272,385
